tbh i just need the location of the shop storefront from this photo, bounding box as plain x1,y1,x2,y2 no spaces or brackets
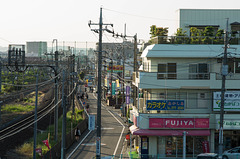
215,115,240,152
130,117,211,158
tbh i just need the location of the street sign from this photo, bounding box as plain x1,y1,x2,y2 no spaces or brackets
96,137,101,155
88,115,95,131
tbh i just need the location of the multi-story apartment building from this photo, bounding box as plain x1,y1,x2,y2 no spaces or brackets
179,9,240,36
131,44,240,158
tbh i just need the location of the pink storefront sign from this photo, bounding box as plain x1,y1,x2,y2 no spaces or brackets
149,118,209,128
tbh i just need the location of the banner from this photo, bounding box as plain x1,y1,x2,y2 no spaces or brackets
42,139,50,150
116,79,119,88
104,78,107,87
126,95,130,104
126,86,130,96
202,141,210,153
112,82,116,95
89,115,95,131
35,148,42,156
107,65,123,72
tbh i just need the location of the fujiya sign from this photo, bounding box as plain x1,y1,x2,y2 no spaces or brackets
149,118,209,129
213,91,240,111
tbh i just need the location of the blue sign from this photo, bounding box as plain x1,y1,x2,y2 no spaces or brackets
88,115,95,131
146,100,184,111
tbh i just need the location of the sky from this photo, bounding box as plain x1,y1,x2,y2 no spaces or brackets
0,0,240,47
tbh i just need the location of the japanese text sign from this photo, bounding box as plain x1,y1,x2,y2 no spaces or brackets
146,100,184,111
213,91,240,111
149,118,209,128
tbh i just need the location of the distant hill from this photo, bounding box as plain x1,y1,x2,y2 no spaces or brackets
0,46,8,52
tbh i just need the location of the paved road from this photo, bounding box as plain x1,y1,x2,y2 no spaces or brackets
66,92,129,159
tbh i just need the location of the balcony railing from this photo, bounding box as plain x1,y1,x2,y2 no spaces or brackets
150,36,240,45
157,73,210,80
216,72,240,80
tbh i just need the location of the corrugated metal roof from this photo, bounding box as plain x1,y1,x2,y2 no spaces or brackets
141,44,240,58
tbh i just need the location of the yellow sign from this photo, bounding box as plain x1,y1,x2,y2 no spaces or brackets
116,79,119,87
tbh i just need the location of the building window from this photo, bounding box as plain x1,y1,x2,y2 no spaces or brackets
189,63,209,79
159,136,208,158
158,93,166,99
157,63,176,79
235,59,240,73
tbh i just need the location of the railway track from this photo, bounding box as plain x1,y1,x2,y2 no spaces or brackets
0,84,63,158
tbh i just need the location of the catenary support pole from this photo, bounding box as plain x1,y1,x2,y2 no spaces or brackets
72,55,75,115
61,70,66,159
33,74,39,159
54,39,59,142
0,62,2,93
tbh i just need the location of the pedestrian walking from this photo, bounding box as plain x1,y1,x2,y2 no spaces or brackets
75,127,80,141
86,104,89,113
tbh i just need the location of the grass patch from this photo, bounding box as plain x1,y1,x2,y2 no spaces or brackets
16,108,84,158
2,104,35,113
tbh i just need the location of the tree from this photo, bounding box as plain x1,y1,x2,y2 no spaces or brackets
202,26,214,44
173,28,189,44
190,27,202,44
149,25,169,44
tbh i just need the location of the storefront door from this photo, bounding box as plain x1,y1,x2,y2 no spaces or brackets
158,136,208,158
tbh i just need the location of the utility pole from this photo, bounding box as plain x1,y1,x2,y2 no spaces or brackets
133,34,137,107
219,18,229,158
122,24,126,117
96,8,103,159
110,59,113,97
89,7,113,159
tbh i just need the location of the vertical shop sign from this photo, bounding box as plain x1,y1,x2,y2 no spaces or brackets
116,79,119,88
112,81,116,95
126,86,130,96
104,78,107,87
88,115,95,131
126,96,130,104
141,137,149,159
202,141,210,153
126,86,130,104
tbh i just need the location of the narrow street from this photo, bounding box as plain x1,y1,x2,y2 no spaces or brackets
66,91,129,159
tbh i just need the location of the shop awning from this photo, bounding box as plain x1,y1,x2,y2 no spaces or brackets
130,125,210,136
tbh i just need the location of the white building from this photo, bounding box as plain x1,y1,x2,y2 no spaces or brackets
26,41,47,57
179,9,240,35
131,44,240,158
